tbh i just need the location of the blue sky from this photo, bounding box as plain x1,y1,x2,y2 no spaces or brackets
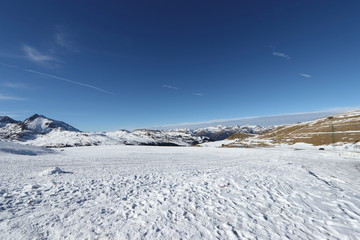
0,0,359,131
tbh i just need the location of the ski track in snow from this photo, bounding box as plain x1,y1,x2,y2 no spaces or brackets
0,145,360,239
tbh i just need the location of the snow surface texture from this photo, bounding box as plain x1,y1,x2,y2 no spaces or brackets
0,143,359,239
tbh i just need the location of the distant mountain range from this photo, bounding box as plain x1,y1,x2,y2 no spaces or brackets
0,114,271,148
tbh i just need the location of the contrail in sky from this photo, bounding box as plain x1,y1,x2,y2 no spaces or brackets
0,62,115,95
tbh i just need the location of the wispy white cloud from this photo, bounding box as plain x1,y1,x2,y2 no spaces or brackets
0,62,19,68
0,62,114,95
25,69,115,95
163,84,179,90
54,26,78,52
0,94,25,101
2,82,31,89
55,32,68,48
193,93,204,96
22,44,58,64
273,51,290,60
298,73,311,78
19,26,79,67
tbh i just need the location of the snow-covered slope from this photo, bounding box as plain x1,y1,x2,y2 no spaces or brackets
1,144,359,239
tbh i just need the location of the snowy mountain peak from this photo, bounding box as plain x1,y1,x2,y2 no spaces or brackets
26,114,46,121
23,114,80,134
0,116,19,125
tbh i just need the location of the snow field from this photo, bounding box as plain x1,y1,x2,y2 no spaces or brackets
0,145,360,239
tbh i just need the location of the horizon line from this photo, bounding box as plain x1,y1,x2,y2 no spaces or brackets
149,106,359,129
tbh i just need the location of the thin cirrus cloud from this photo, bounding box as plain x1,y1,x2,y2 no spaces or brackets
25,69,115,95
54,26,78,52
0,93,25,101
163,84,179,90
298,73,312,78
2,82,31,89
22,44,59,64
55,31,69,49
0,62,114,95
163,85,205,97
273,51,290,60
21,27,77,66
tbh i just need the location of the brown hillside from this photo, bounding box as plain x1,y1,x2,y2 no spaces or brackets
259,110,360,146
227,132,253,140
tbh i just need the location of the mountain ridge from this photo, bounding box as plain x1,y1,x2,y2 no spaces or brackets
0,114,270,147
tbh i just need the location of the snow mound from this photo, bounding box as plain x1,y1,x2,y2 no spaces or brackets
39,167,72,176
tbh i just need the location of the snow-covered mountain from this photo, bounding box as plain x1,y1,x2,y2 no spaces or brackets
0,116,20,126
192,125,271,141
23,128,205,148
0,114,270,148
22,114,80,134
0,116,23,140
0,114,80,142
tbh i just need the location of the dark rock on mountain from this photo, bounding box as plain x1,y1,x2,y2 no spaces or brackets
0,116,20,125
